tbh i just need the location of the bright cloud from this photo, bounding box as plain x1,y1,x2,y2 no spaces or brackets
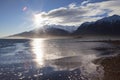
33,0,120,26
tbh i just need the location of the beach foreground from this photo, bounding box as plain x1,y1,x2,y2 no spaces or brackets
97,55,120,80
0,39,120,80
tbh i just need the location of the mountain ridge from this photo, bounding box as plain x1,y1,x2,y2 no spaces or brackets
11,27,70,38
10,15,120,38
74,15,120,36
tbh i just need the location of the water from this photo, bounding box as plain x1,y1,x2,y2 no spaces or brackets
0,38,119,80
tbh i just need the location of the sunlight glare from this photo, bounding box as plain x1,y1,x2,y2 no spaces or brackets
31,38,45,67
33,14,47,28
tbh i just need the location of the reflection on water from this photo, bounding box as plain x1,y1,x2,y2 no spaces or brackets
31,38,45,67
30,39,104,80
0,39,119,80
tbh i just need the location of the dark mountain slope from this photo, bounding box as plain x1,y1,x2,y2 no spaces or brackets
74,15,120,36
12,27,70,38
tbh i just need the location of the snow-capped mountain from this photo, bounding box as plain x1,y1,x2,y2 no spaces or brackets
43,25,77,33
74,15,120,35
97,15,120,23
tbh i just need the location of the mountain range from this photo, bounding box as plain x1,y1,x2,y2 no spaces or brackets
74,15,120,36
11,27,70,38
11,15,120,38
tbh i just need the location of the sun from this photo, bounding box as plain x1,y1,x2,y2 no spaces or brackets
33,14,45,28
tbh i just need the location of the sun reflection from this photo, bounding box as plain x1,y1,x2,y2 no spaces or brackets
31,38,45,67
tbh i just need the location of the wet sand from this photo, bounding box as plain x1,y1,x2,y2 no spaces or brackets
93,41,120,80
95,55,120,80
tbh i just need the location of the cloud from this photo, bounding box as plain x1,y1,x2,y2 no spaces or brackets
33,0,120,26
81,0,89,5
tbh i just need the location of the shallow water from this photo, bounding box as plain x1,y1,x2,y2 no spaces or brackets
0,38,119,80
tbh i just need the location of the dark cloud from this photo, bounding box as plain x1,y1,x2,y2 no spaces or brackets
47,7,87,18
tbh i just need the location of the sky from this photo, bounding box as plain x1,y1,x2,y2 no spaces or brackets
0,0,120,37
